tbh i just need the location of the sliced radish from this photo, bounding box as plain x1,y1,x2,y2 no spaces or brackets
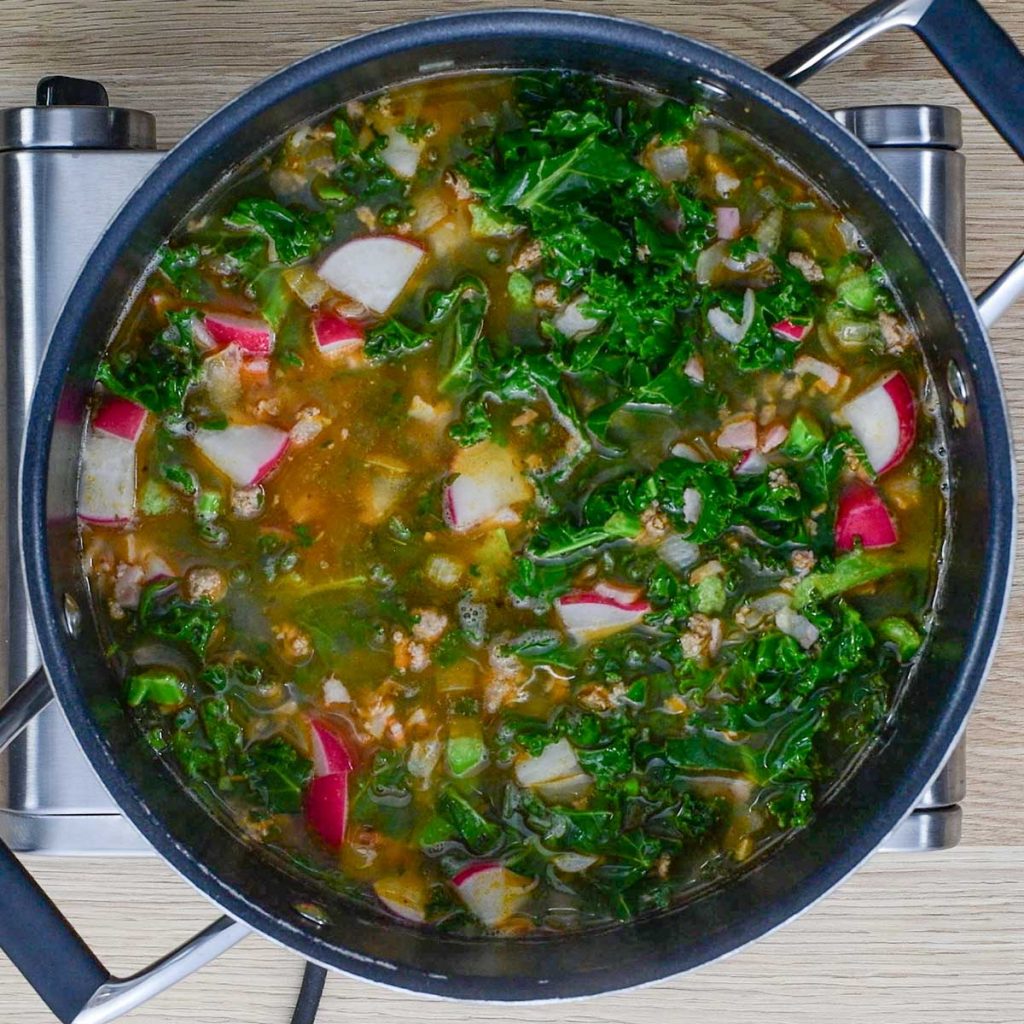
840,371,916,474
735,449,768,475
317,235,425,315
93,396,148,443
193,424,289,486
381,130,423,179
305,774,348,848
374,876,428,923
443,441,532,533
452,862,533,927
794,355,841,390
835,481,898,551
313,314,365,356
308,719,354,776
759,423,789,453
79,433,136,525
556,588,651,644
191,316,219,353
715,207,741,240
717,416,758,451
771,319,812,342
203,312,275,356
552,295,601,339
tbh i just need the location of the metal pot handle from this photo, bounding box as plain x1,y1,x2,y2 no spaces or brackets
769,0,1024,325
0,672,250,1024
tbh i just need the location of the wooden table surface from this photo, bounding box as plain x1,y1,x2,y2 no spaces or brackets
1,2,1022,1022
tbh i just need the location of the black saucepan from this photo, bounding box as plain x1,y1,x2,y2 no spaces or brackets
1,2,1021,1021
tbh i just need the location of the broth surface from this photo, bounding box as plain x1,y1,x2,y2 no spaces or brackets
80,72,941,934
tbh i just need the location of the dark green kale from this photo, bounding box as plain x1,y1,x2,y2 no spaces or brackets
135,580,221,659
157,244,207,301
224,197,333,265
97,310,202,414
240,737,313,814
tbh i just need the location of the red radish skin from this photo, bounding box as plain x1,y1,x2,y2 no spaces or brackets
735,449,768,475
308,720,354,776
841,372,916,474
193,424,290,486
93,396,148,443
452,862,533,927
317,235,426,315
203,312,275,355
556,588,651,643
305,774,348,848
715,206,740,240
313,314,365,356
79,433,136,525
771,319,812,342
835,481,898,551
452,861,500,888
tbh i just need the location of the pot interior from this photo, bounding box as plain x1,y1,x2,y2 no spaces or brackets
27,12,1011,998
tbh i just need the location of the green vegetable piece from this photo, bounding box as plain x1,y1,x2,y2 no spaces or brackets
878,616,922,658
446,719,487,778
507,270,533,310
793,551,895,609
136,580,221,658
437,785,500,853
241,737,312,814
416,814,457,848
225,197,331,266
695,575,726,615
468,204,518,238
836,271,879,313
196,490,222,522
139,479,176,516
783,413,825,458
125,668,185,708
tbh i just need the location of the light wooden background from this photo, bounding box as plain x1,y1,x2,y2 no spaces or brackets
1,2,1022,1022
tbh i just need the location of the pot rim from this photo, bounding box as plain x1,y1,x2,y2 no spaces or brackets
20,7,1016,1000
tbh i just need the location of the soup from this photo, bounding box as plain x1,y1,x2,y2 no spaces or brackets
79,72,941,934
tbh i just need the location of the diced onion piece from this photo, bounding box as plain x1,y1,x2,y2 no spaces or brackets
381,130,423,179
794,355,841,390
671,442,703,462
552,295,601,339
682,487,703,524
552,852,598,873
715,207,741,240
717,416,758,451
650,144,690,182
657,533,701,571
775,606,820,649
514,738,583,787
684,354,705,383
759,423,789,453
707,288,755,344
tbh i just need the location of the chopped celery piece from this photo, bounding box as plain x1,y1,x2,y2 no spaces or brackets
140,479,175,516
507,270,533,310
793,551,894,609
416,814,457,848
695,575,726,614
447,718,487,777
196,490,222,522
469,203,518,238
878,616,922,658
125,668,186,708
836,271,879,313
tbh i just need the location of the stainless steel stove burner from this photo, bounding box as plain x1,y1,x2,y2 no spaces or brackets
0,81,966,856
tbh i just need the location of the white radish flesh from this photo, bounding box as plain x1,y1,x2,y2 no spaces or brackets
193,424,289,486
79,433,136,525
840,372,916,475
552,296,601,339
443,442,532,533
556,588,651,644
514,738,583,787
317,235,425,315
452,863,533,927
381,130,423,179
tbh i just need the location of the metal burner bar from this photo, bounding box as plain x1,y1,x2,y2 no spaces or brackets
833,103,967,852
